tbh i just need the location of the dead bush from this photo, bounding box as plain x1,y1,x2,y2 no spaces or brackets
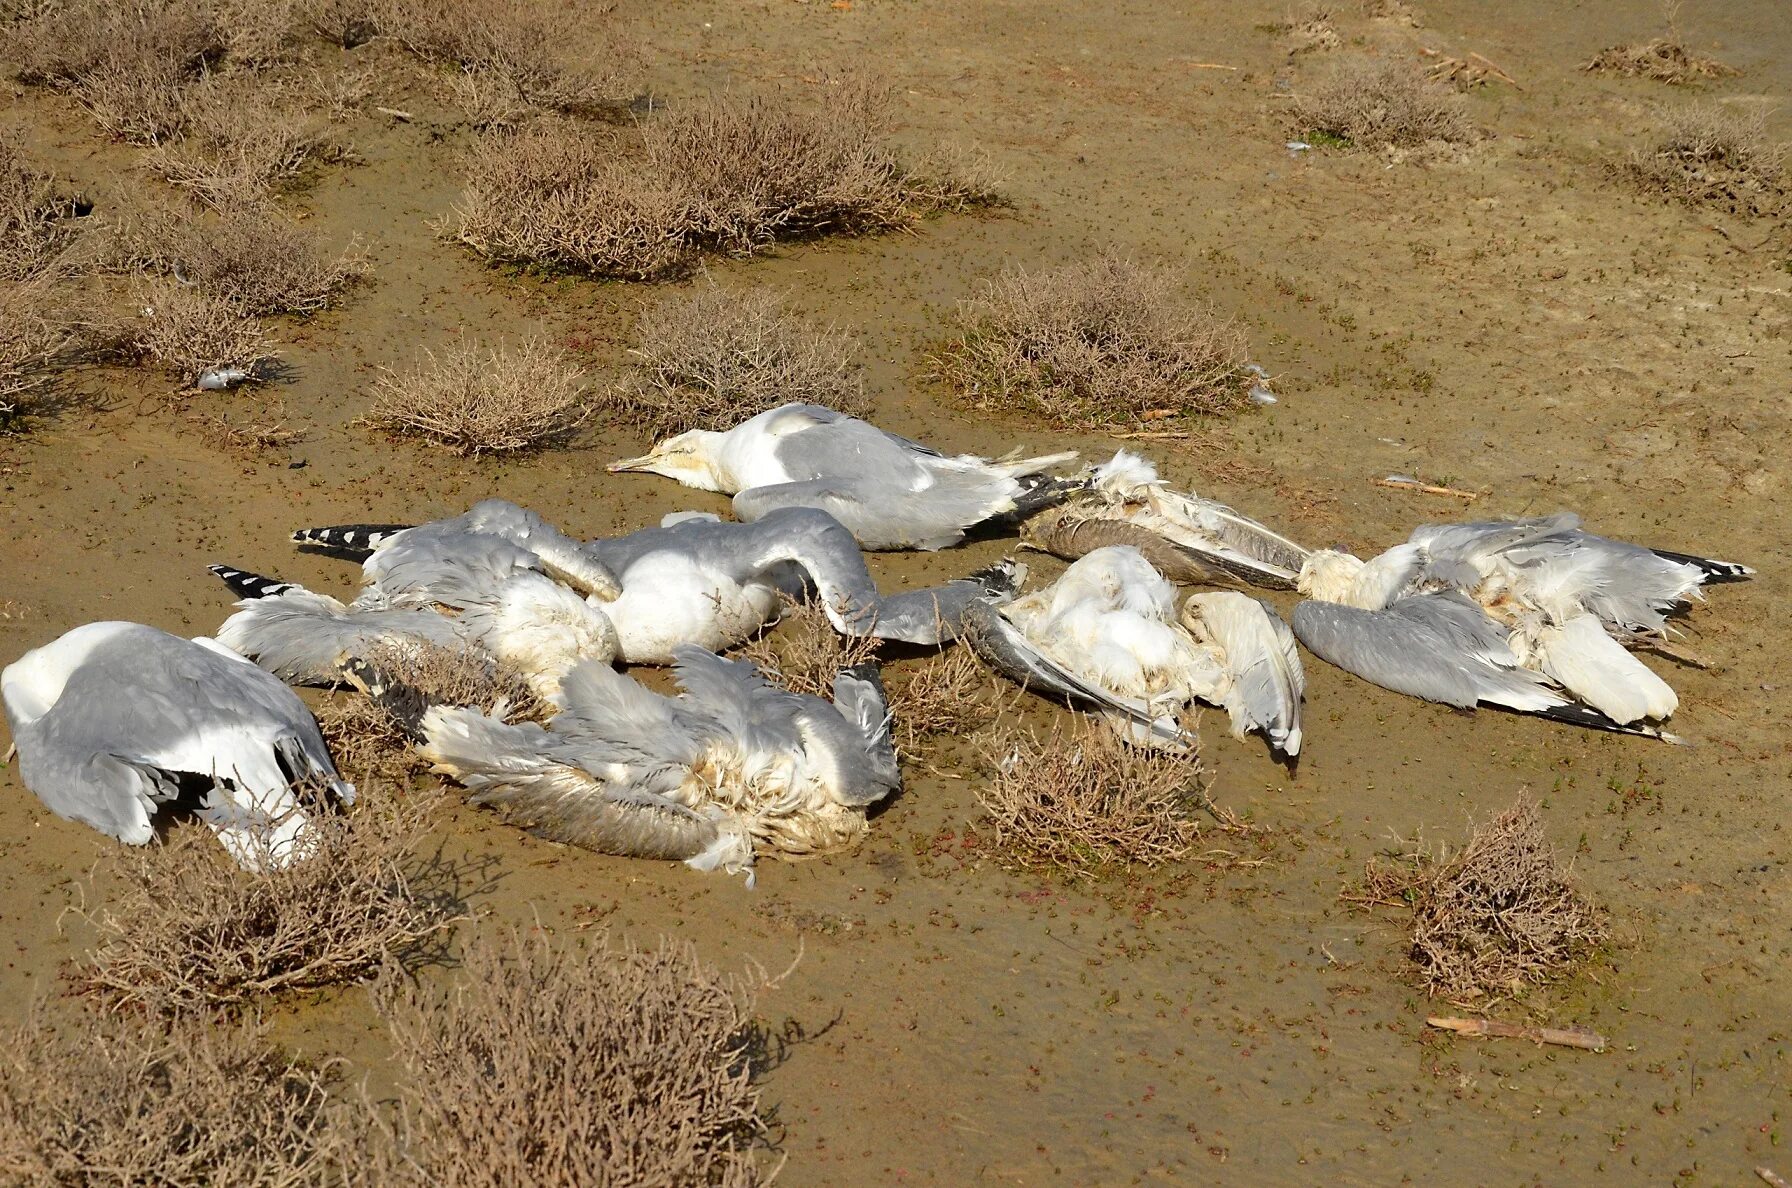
146,201,366,315
975,723,1202,873
446,82,991,281
148,78,329,208
0,132,85,281
1282,4,1341,53
615,287,866,435
75,784,462,1011
298,0,379,47
5,0,226,145
1584,39,1734,84
319,638,547,781
734,599,881,699
192,401,308,456
643,81,912,253
0,276,90,424
371,928,770,1187
934,254,1257,430
132,279,277,383
1343,796,1608,1001
363,336,592,454
1623,102,1786,218
1290,55,1474,150
0,1005,362,1184
887,646,998,754
375,0,634,115
898,140,1008,213
447,121,697,281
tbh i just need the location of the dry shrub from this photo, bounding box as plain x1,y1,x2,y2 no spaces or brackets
1291,55,1474,150
0,1006,361,1184
297,0,379,47
192,401,308,455
132,279,277,382
642,81,912,254
615,286,866,435
975,723,1201,873
370,928,769,1186
934,254,1256,430
0,132,84,281
898,140,1009,213
1584,39,1734,84
5,0,226,144
319,638,547,780
448,122,696,282
1623,102,1786,218
1283,4,1341,53
0,276,89,424
135,201,366,314
148,78,329,208
1344,796,1608,1001
446,82,993,282
887,645,998,754
76,784,462,1010
735,599,880,699
376,0,634,116
363,337,592,454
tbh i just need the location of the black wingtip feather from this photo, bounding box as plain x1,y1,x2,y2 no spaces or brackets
207,564,297,600
1530,699,1676,742
1009,474,1087,521
290,523,412,558
1648,546,1754,583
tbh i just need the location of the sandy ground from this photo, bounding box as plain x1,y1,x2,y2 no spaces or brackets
3,0,1790,1182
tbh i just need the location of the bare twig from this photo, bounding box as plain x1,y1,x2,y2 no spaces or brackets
1427,1016,1606,1051
1374,476,1482,501
1756,1167,1792,1188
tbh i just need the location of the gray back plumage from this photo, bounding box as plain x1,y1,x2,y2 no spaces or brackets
1292,594,1557,710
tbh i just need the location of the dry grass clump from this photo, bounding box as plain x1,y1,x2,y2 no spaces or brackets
376,0,634,116
1583,39,1734,84
934,254,1257,430
131,279,277,383
76,784,462,1011
5,0,226,144
1280,4,1341,53
371,928,769,1186
0,1006,361,1184
0,277,90,425
975,723,1201,873
447,82,995,282
147,80,330,208
1291,55,1474,150
1583,0,1734,84
363,337,592,454
615,287,866,435
1344,796,1608,1001
139,201,366,315
735,599,881,699
0,133,84,281
319,638,547,780
1623,103,1786,218
887,646,999,753
448,122,696,281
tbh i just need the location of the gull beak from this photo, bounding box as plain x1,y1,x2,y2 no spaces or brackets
606,452,657,474
2,743,13,765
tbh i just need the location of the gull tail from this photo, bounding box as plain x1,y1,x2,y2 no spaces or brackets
206,563,300,600
1647,546,1754,583
1007,472,1088,521
291,523,413,558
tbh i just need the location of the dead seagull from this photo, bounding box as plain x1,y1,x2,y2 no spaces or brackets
293,500,1025,664
1021,450,1311,589
605,403,1080,550
1289,515,1750,739
963,545,1305,759
412,646,900,882
210,514,618,698
1,622,353,869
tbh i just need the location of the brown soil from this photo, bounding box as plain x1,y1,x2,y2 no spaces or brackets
2,0,1790,1183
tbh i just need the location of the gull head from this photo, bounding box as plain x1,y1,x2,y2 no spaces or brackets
1295,549,1367,604
607,429,728,491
